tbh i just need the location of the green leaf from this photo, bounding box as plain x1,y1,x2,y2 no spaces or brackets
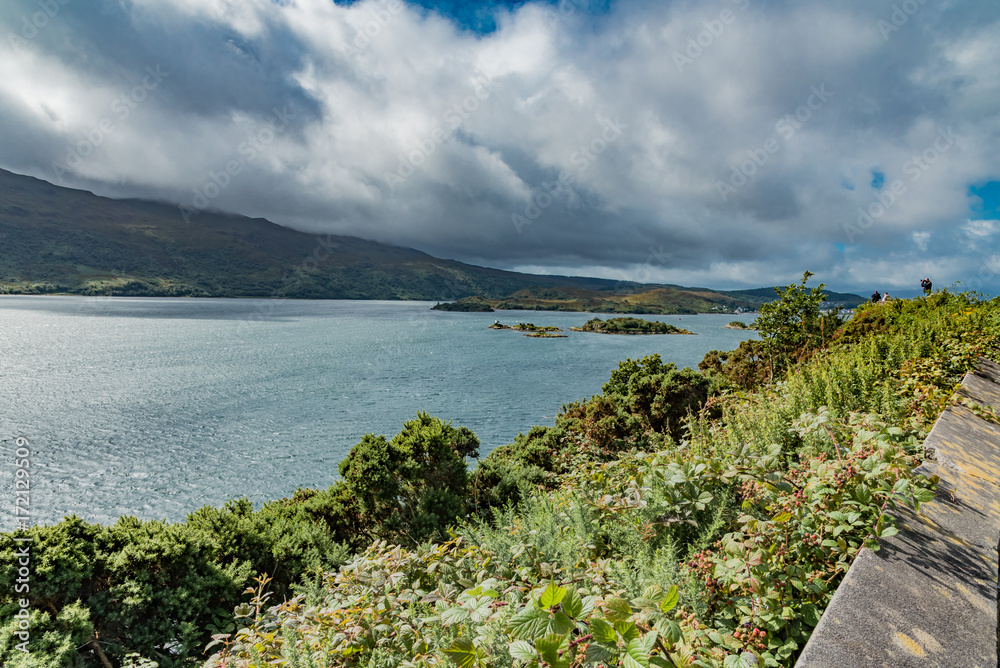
508,640,537,661
662,620,682,644
562,586,584,619
616,620,640,642
589,618,617,644
879,526,899,539
660,585,679,613
772,511,792,523
623,638,651,668
723,652,759,668
854,485,873,504
539,582,567,608
507,604,550,640
585,642,616,664
801,603,820,626
444,637,478,668
441,606,470,626
536,634,568,666
549,611,574,636
605,597,633,622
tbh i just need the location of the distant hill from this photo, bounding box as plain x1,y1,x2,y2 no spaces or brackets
720,286,865,309
0,168,865,311
0,168,621,300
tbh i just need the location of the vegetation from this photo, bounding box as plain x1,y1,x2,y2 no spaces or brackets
0,415,477,668
439,285,864,317
701,273,843,388
572,317,693,335
432,298,495,312
488,323,566,336
512,324,562,333
3,280,996,668
724,321,755,330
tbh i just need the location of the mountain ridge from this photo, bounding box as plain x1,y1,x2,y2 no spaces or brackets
0,168,865,312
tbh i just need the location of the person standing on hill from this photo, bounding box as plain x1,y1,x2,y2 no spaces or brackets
871,290,881,303
921,277,932,294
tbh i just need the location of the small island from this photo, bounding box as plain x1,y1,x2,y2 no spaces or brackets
432,296,494,312
488,321,567,337
724,320,757,330
570,316,694,335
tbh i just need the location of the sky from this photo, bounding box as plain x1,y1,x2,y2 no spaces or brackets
1,0,998,296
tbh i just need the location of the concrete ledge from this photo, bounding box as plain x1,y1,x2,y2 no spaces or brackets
795,359,1000,667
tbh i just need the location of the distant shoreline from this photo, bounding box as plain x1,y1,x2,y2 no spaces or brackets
0,292,763,316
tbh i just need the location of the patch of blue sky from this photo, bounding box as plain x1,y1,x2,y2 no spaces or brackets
870,170,885,189
969,181,1000,220
334,0,615,34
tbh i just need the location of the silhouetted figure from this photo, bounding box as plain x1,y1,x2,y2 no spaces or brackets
920,277,932,294
871,291,881,303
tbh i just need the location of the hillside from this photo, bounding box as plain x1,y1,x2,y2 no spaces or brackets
0,169,865,311
721,286,866,310
0,169,621,300
438,284,865,315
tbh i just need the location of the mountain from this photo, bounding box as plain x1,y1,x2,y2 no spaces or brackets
0,168,865,311
0,168,622,300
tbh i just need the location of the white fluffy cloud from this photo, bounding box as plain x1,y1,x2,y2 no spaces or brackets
1,0,998,295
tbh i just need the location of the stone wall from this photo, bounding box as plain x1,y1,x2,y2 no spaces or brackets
796,358,1000,667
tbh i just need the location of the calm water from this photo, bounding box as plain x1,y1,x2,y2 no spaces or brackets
0,296,757,530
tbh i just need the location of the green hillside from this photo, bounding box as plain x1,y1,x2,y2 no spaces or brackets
0,169,621,300
0,169,864,311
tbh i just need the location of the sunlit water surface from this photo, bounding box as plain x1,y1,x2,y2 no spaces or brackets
0,296,757,529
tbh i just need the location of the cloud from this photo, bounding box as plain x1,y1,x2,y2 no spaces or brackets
1,0,999,295
963,219,1000,239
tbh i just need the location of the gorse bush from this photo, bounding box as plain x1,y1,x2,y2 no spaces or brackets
0,415,474,667
3,286,998,667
